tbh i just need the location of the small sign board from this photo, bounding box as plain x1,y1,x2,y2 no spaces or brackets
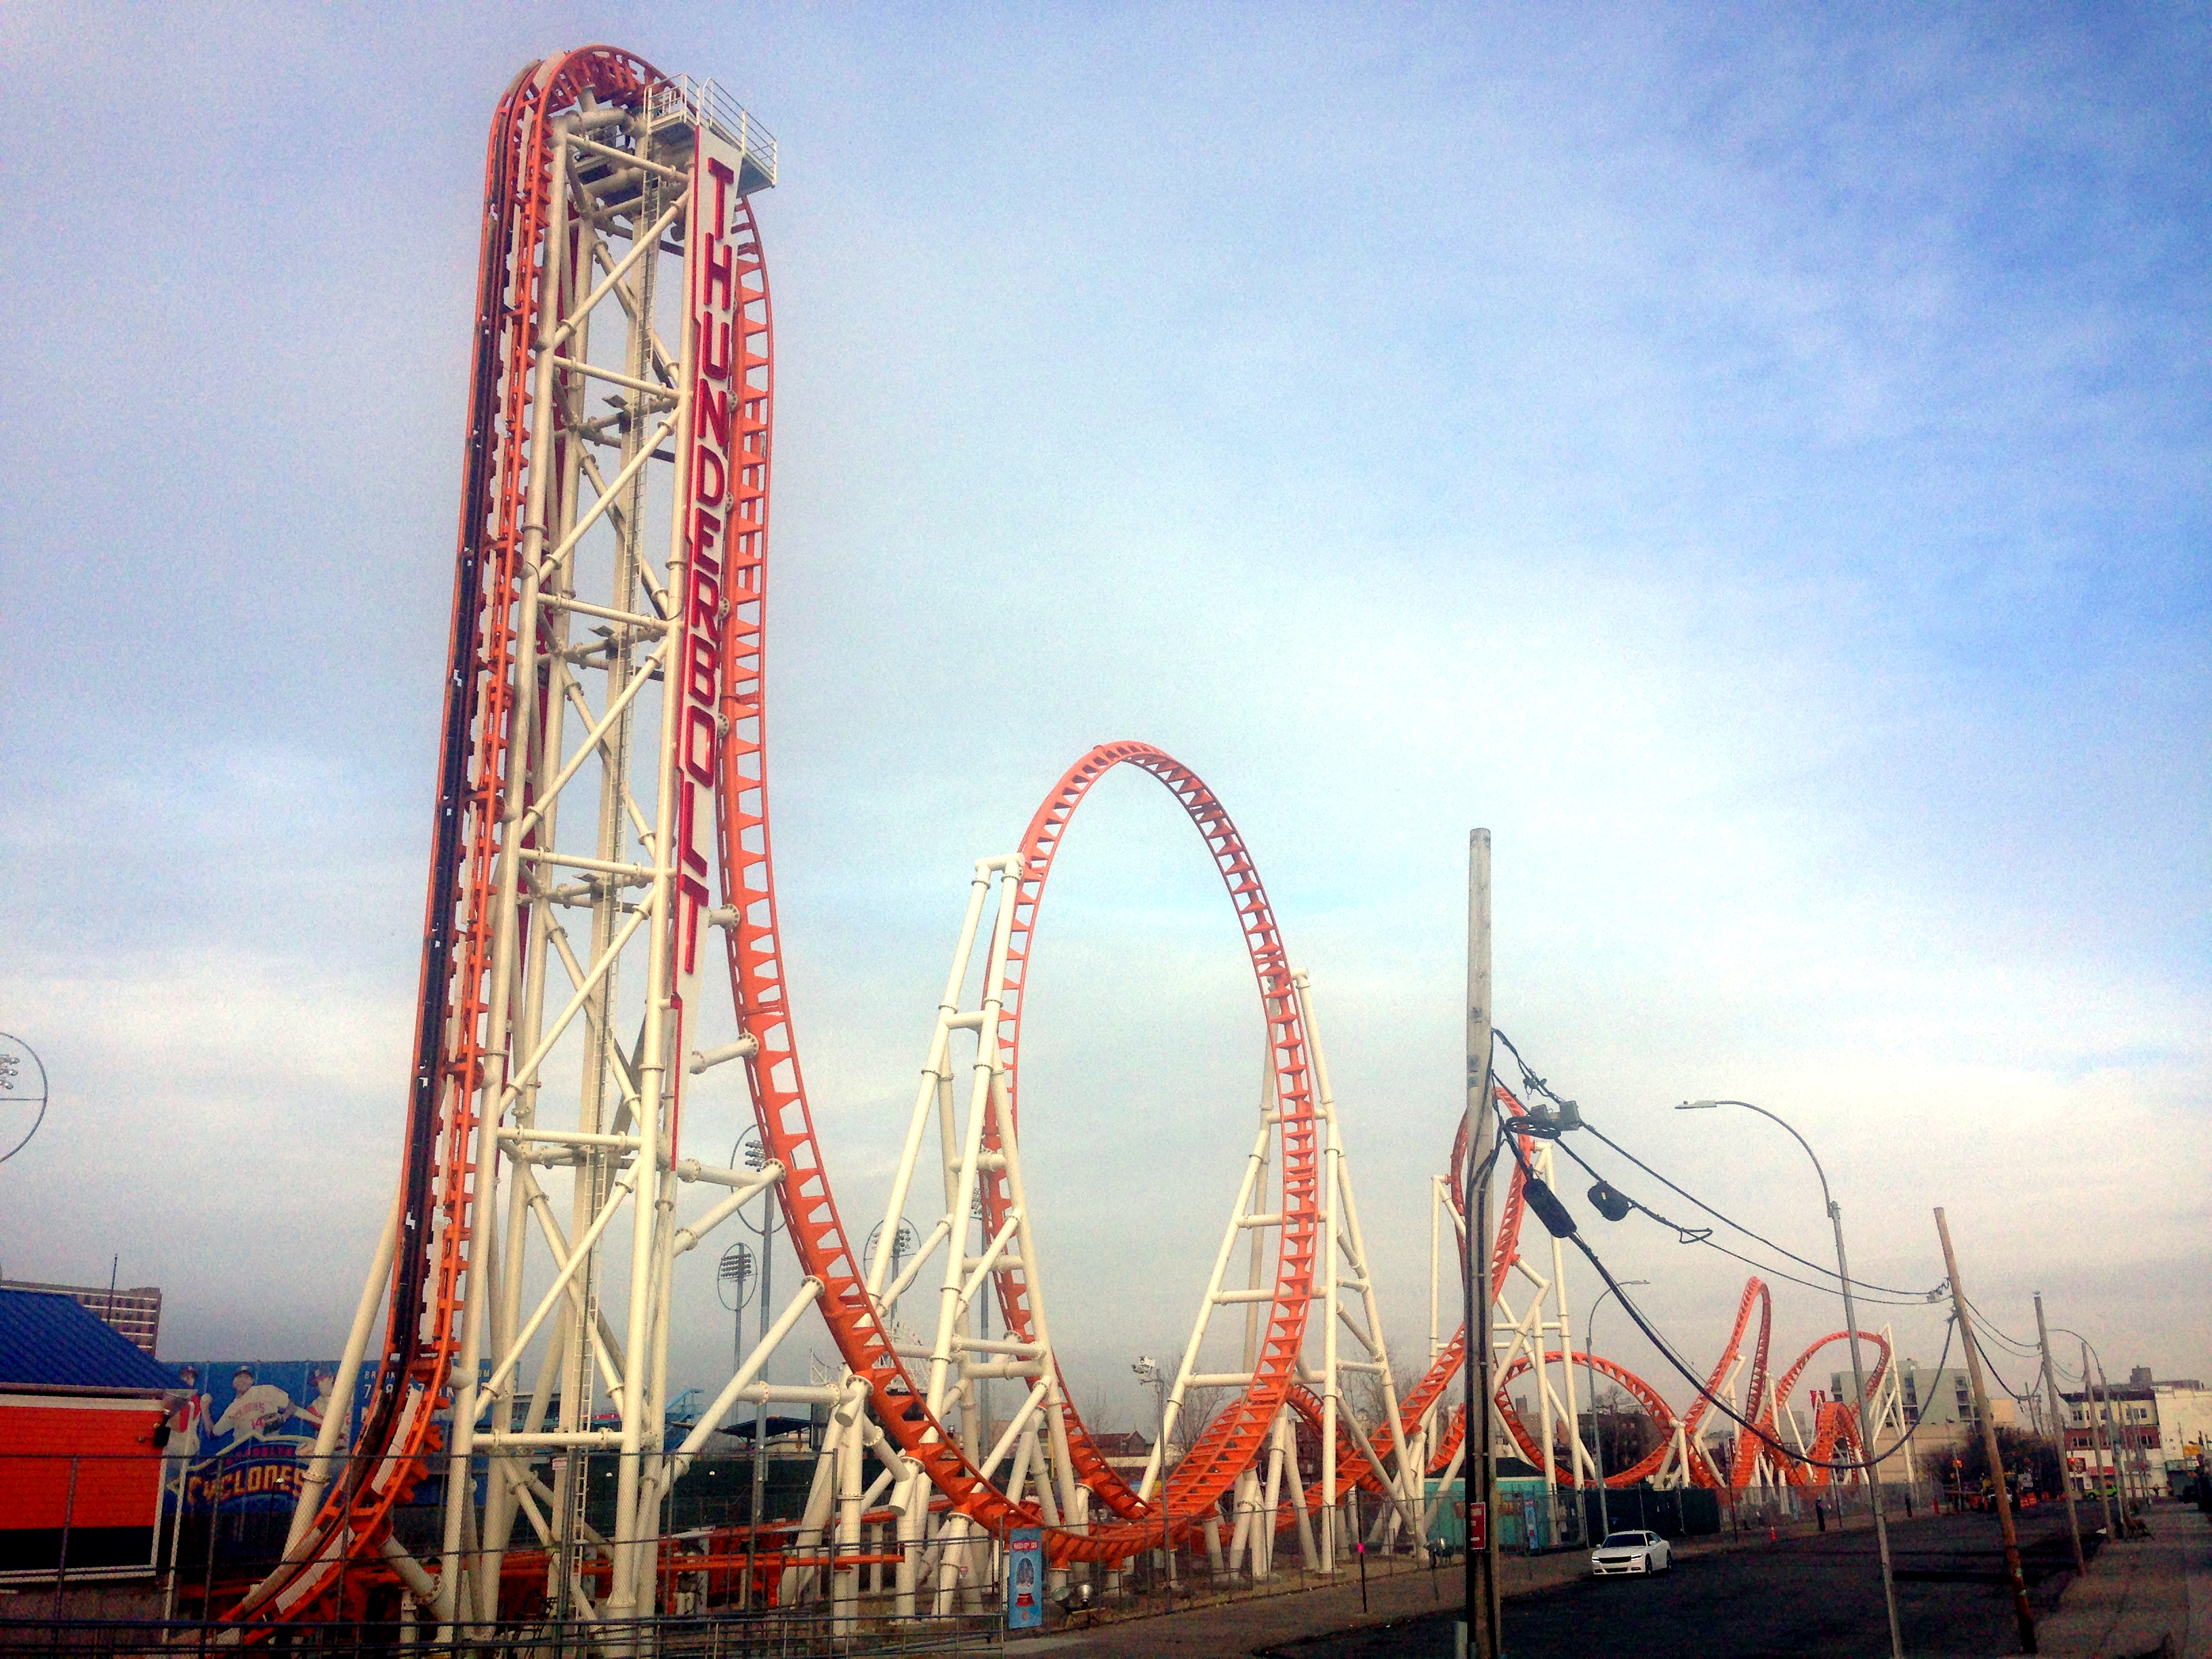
1467,1500,1487,1553
1006,1526,1045,1630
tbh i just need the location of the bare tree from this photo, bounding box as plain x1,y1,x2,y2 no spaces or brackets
1080,1384,1117,1438
1175,1385,1230,1457
1345,1365,1422,1440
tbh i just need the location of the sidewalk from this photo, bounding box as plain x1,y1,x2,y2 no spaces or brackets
2035,1504,2209,1659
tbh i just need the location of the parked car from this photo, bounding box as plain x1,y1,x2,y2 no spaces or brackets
1590,1530,1672,1576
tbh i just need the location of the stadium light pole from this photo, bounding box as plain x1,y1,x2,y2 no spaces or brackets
1679,1099,1902,1659
1133,1357,1171,1586
1584,1278,1647,1543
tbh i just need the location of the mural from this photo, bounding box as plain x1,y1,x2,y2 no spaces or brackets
161,1361,356,1517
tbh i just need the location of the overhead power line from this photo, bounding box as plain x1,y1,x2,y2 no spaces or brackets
1491,1107,1948,1475
1488,1034,1947,1304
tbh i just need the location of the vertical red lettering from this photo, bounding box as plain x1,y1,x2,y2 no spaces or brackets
707,157,734,239
698,317,731,382
696,380,731,449
701,237,733,312
694,447,726,506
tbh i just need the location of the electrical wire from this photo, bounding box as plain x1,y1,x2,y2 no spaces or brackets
1969,1330,2039,1407
1486,1032,1946,1303
1961,1294,2045,1358
1492,1120,1944,1475
1542,1130,1944,1311
1578,1113,1944,1302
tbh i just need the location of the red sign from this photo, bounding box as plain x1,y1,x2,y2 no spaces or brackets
1467,1500,1488,1553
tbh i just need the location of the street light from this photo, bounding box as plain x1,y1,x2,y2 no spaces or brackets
1132,1357,1171,1585
1583,1278,1647,1542
1677,1099,1902,1659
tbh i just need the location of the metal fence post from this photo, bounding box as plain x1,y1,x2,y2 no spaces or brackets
53,1454,79,1637
199,1448,226,1656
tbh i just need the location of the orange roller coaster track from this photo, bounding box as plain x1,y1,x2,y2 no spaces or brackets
223,45,1904,1630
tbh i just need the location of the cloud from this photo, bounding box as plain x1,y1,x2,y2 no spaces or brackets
1,2,2203,1433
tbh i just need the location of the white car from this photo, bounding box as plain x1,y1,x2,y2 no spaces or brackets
1590,1530,1672,1576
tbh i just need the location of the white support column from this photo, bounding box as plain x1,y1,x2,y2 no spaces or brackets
833,1378,866,1633
1300,970,1412,1519
1320,1123,1342,1572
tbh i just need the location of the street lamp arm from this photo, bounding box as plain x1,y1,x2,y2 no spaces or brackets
1677,1094,1900,1658
1682,1099,1833,1214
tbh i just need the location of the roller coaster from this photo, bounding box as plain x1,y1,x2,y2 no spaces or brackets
219,44,1917,1639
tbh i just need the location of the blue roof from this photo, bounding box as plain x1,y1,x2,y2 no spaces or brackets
0,1288,180,1393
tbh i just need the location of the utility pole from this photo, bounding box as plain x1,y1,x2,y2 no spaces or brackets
1936,1208,2036,1654
2090,1352,2139,1530
2078,1340,2115,1541
2032,1296,2085,1576
1460,830,1501,1659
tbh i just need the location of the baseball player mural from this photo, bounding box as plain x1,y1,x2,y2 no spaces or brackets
164,1360,354,1519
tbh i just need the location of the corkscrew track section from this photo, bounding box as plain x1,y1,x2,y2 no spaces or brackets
1351,1134,1899,1502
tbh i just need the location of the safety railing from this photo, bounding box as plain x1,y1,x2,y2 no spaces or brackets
649,76,778,186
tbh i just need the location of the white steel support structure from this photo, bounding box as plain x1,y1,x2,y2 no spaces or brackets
1486,1139,1593,1528
1864,1325,1917,1489
1136,971,1419,1578
867,856,1083,1617
499,85,778,1633
253,78,795,1639
452,83,790,1633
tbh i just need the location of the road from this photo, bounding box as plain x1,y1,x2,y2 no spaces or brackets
1259,1509,2091,1658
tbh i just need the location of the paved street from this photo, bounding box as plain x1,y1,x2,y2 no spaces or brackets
1253,1509,2095,1659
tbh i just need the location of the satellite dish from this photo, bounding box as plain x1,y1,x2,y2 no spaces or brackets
0,1034,47,1165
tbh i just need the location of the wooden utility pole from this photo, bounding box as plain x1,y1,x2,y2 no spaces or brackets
2078,1340,2116,1540
2032,1296,2085,1576
1936,1208,2036,1654
2090,1352,2141,1531
1461,830,1501,1659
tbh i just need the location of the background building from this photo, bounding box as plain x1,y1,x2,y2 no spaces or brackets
2063,1370,2212,1498
1835,1359,2013,1468
2062,1383,2161,1496
0,1277,161,1357
2148,1376,2212,1488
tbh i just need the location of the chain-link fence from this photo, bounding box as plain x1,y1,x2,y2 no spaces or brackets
1,1446,1448,1643
0,1611,1002,1657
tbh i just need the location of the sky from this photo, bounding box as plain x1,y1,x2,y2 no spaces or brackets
1,4,2206,1438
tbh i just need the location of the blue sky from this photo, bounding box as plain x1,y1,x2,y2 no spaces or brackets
1,4,2205,1429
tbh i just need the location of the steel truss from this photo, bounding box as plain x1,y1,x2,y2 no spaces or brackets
226,40,1919,1645
238,45,785,1634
